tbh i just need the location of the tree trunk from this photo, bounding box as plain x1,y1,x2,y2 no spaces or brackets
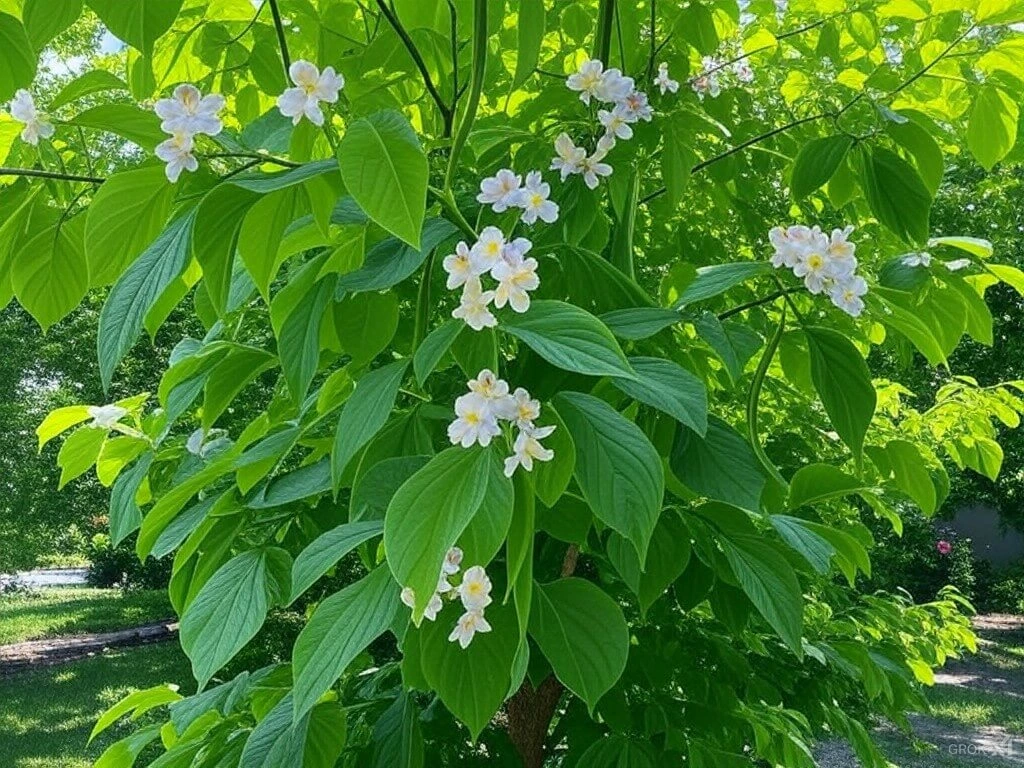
507,676,564,768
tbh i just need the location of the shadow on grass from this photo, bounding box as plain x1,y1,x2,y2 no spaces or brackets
0,643,192,768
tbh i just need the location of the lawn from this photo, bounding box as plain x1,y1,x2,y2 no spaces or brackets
0,588,174,645
0,643,193,768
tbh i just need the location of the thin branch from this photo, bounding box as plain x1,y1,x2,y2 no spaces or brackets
443,0,487,190
201,151,302,168
718,287,800,320
227,0,266,44
692,18,830,83
267,0,292,76
374,0,454,135
0,167,104,184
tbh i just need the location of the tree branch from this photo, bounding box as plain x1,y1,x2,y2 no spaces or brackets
0,167,104,184
267,0,292,76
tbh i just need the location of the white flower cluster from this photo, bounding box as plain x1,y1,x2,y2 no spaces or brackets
400,548,496,649
447,369,556,477
87,404,128,429
276,60,344,127
153,84,225,182
554,59,660,189
6,90,53,146
691,56,754,100
769,225,868,317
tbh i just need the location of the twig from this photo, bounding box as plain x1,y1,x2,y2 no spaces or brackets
0,167,104,184
267,0,292,76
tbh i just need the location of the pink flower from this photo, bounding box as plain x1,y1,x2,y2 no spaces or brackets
936,540,952,555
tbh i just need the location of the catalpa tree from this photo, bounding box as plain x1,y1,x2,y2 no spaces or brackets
5,0,1024,765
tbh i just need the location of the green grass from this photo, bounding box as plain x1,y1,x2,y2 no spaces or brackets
0,588,173,645
0,643,193,768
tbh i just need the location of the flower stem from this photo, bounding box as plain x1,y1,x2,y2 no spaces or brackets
267,0,291,76
443,0,487,191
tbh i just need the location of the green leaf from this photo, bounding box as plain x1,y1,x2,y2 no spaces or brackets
613,356,708,436
240,693,307,768
929,235,993,258
458,451,514,568
337,218,455,293
383,446,490,622
85,165,176,287
870,286,947,365
532,406,576,508
857,145,932,245
717,532,804,656
0,14,36,102
790,135,854,199
11,214,89,331
89,683,181,744
180,547,291,686
670,417,766,511
332,291,399,366
331,360,409,488
36,405,92,451
693,311,763,381
71,104,166,150
884,113,944,195
289,520,384,604
804,326,876,462
513,0,545,87
967,85,1019,171
607,512,691,617
85,0,183,54
109,453,153,546
351,455,431,522
24,0,81,48
57,426,106,489
867,440,937,515
304,704,348,768
192,183,260,315
50,68,127,110
599,307,680,340
418,602,519,739
501,299,635,379
202,344,276,429
97,211,195,390
337,109,428,248
555,392,663,564
292,564,400,719
94,725,162,768
371,692,424,768
671,262,771,308
237,187,305,301
529,578,629,712
788,463,872,508
279,274,336,402
413,319,463,386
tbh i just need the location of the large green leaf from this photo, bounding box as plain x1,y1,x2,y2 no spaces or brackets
413,319,463,386
857,145,932,245
599,307,681,340
333,291,399,366
613,356,708,436
382,446,491,622
554,392,663,564
790,135,854,199
289,520,384,604
86,0,183,54
71,104,166,150
717,531,804,656
458,450,515,568
501,300,635,380
279,274,336,403
180,547,291,686
371,692,424,768
967,85,1019,171
108,452,153,546
0,13,36,102
528,578,629,712
239,693,307,768
607,512,691,618
84,165,176,287
331,360,409,488
11,215,89,332
24,0,81,48
97,210,195,390
192,183,260,315
512,0,545,87
337,218,456,293
670,417,766,511
292,564,400,719
867,440,937,515
238,187,306,301
788,463,872,508
337,110,428,248
50,68,128,110
671,262,771,308
804,326,876,462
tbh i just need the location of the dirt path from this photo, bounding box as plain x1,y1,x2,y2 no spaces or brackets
0,620,178,675
816,615,1024,767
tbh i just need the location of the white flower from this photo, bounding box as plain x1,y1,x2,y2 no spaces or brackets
470,226,506,274
443,547,463,576
442,241,477,289
692,58,722,99
902,252,932,267
466,368,516,420
580,149,613,189
791,228,833,294
8,89,54,146
436,572,453,594
448,609,491,649
502,235,533,262
87,404,128,429
599,105,633,141
155,132,199,183
458,565,493,611
825,226,857,277
516,171,559,225
828,275,869,317
551,132,586,180
732,61,755,83
883,39,903,66
503,424,557,477
276,60,344,126
477,168,522,212
401,587,443,621
654,63,679,95
619,89,654,122
154,84,224,137
492,249,540,313
508,387,541,429
597,132,616,154
452,277,498,331
945,258,971,271
566,59,605,104
595,68,635,104
447,391,501,447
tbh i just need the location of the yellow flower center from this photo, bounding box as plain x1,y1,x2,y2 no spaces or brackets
486,241,500,256
806,253,824,270
465,412,480,425
530,193,544,207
